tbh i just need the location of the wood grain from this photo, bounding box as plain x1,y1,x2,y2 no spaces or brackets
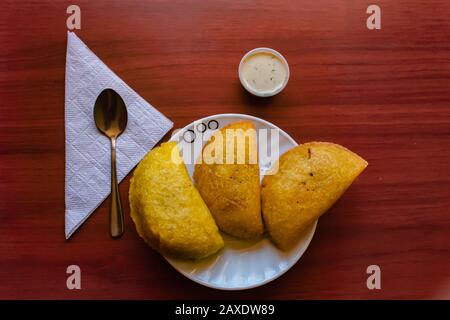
1,0,450,299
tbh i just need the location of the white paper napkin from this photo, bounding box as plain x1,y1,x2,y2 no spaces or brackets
64,32,173,239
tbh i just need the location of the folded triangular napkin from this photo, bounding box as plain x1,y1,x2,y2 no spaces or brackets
65,32,173,239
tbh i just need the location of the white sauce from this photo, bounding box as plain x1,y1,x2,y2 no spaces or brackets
241,52,287,95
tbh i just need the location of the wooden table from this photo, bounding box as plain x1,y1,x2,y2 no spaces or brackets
1,0,449,299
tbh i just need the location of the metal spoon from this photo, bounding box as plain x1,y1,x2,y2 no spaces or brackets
93,89,128,238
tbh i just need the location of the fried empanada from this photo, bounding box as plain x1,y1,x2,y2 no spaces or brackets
193,121,263,239
261,142,367,250
129,142,224,260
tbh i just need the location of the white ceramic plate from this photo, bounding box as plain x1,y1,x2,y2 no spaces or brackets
167,113,317,290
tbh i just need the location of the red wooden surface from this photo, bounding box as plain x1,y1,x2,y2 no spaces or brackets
1,0,450,299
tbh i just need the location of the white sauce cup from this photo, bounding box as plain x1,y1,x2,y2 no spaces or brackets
238,47,290,97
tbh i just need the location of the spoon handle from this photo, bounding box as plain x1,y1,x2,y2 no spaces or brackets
110,137,124,238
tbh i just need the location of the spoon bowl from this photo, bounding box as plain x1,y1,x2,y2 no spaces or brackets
94,89,128,138
94,88,128,238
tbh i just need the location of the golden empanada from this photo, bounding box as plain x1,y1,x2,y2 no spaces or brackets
193,121,263,239
261,142,367,250
129,142,224,260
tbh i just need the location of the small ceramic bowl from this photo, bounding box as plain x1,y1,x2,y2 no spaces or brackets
238,47,290,97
